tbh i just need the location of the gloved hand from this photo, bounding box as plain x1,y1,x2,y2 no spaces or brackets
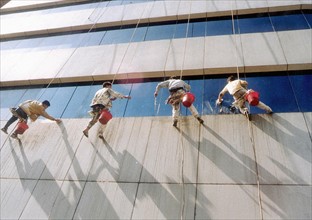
216,99,223,105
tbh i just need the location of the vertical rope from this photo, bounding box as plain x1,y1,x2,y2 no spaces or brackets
247,118,264,220
179,2,193,220
111,1,153,85
230,1,240,80
179,1,192,81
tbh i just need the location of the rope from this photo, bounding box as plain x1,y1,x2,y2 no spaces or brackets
179,1,192,81
230,1,240,80
247,118,264,220
111,1,153,85
179,2,193,220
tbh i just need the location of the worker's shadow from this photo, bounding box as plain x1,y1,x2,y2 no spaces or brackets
8,139,80,219
252,114,311,164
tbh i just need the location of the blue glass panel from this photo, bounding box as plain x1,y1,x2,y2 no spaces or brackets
203,77,233,115
186,79,204,116
206,17,233,36
108,83,132,117
145,23,175,41
289,74,312,112
191,20,206,37
238,13,273,34
100,28,133,45
270,12,310,31
124,81,158,117
107,0,123,6
303,11,312,28
153,80,173,116
174,22,188,39
131,26,148,42
246,75,299,113
37,86,76,118
81,31,106,46
13,38,44,51
0,89,26,120
0,40,21,50
39,33,86,50
62,84,99,118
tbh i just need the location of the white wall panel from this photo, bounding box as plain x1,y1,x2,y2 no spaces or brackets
268,0,301,12
204,35,244,74
251,113,312,184
121,2,151,25
278,30,312,70
0,113,311,219
149,0,179,22
235,0,269,14
241,32,287,72
0,179,37,219
183,37,205,75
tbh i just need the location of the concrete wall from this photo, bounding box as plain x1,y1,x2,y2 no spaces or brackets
1,0,309,38
1,29,311,87
1,112,311,219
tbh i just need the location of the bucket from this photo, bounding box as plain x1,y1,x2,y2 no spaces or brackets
15,121,29,134
182,92,195,108
98,110,112,125
245,90,259,106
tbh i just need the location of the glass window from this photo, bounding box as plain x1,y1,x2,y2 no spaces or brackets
38,86,76,118
81,31,106,47
289,73,312,112
206,17,233,36
100,28,134,45
270,11,310,31
303,11,312,28
185,79,204,116
203,77,233,115
145,22,175,41
124,81,158,117
131,26,148,42
238,13,273,34
0,89,27,120
108,83,132,117
173,21,188,39
62,84,99,118
246,75,299,113
191,19,206,38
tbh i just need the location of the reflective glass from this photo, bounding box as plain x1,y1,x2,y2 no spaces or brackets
289,73,312,112
191,19,206,38
203,77,233,115
153,80,173,116
145,23,175,41
173,22,188,39
62,84,99,118
124,81,158,117
107,0,123,6
238,13,273,34
0,89,26,120
246,75,299,113
37,86,76,118
108,83,132,117
303,11,312,28
206,17,233,36
186,79,204,115
38,33,86,50
81,31,106,47
270,12,310,31
131,26,148,42
100,28,132,45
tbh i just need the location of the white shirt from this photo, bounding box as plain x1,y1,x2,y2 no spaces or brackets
90,87,125,107
220,79,248,95
155,79,191,93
